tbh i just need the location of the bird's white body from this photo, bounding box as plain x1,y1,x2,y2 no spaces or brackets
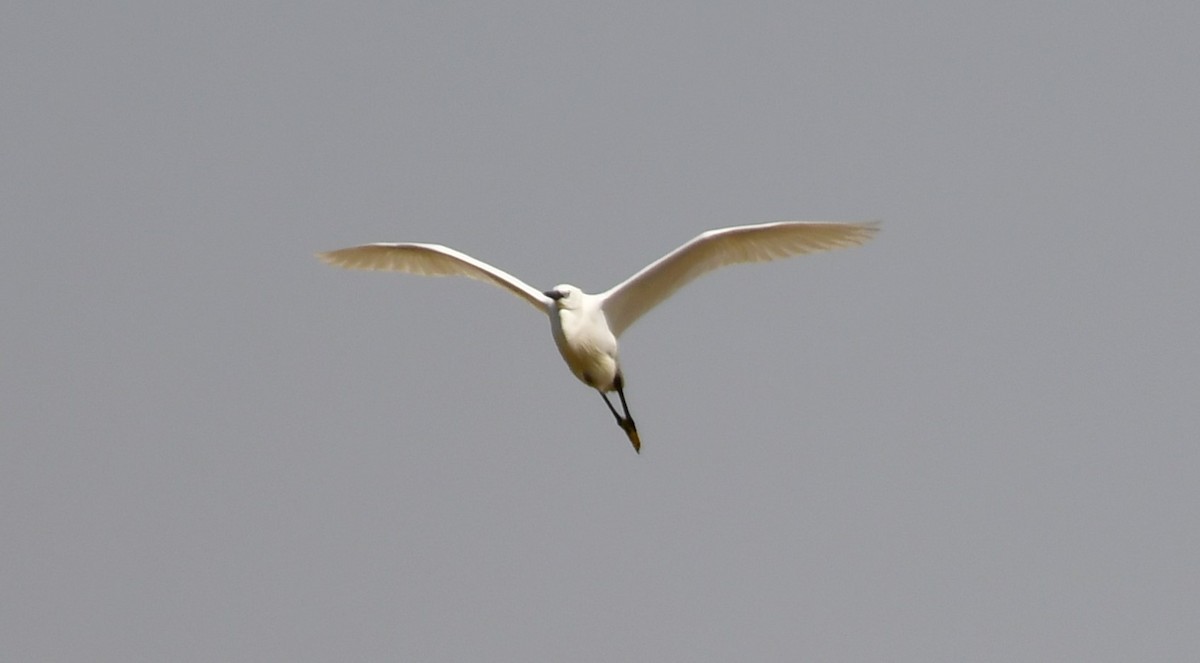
547,286,620,390
318,220,879,452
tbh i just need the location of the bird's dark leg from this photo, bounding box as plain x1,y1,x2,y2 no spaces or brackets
608,373,640,453
614,373,634,423
600,391,622,423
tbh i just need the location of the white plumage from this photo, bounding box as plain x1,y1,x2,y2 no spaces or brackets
318,220,879,452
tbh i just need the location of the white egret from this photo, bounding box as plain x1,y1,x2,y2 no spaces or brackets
318,220,879,452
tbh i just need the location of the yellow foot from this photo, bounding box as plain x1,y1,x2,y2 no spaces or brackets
623,424,641,454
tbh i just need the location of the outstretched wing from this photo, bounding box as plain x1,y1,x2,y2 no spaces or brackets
599,221,879,336
317,243,551,313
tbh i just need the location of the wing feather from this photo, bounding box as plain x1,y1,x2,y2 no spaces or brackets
317,243,550,312
599,221,879,336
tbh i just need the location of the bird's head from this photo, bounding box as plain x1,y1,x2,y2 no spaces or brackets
543,284,583,310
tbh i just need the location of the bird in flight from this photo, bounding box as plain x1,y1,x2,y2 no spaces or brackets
318,220,878,453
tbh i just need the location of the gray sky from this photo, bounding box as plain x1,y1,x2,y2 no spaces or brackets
4,2,1198,660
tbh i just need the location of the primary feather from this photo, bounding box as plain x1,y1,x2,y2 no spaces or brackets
316,243,551,312
599,221,879,336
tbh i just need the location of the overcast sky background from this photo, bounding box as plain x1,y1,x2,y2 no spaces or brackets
4,2,1198,660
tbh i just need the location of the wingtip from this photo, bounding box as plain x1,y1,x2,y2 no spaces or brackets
846,220,881,234
847,220,882,245
316,248,357,268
